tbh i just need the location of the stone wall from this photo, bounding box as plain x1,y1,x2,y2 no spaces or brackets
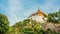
43,22,60,32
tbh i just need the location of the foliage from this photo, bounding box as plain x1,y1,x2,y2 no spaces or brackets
12,18,60,34
12,19,43,34
47,9,60,23
0,14,9,34
5,27,14,34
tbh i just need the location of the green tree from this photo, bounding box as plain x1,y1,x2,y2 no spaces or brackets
47,9,60,23
12,21,24,34
6,27,14,34
0,14,9,34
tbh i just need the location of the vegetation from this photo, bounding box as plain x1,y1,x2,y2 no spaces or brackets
0,9,60,34
47,10,60,23
0,14,9,34
12,19,42,34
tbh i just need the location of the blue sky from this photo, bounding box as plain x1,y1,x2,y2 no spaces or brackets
0,0,60,26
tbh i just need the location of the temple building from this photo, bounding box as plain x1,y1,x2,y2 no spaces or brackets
29,9,47,23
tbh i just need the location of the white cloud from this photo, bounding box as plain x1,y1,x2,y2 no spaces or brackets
6,0,23,26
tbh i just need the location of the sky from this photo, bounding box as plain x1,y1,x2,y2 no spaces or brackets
0,0,60,26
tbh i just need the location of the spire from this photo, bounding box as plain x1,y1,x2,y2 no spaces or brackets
38,8,40,12
28,8,47,18
36,8,43,14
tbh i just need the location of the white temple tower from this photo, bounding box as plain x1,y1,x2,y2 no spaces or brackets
29,9,47,23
